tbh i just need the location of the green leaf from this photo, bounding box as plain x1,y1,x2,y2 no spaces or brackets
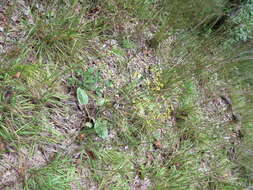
105,80,113,88
77,87,89,105
122,39,136,49
94,119,108,139
87,67,95,73
111,47,125,57
97,98,106,106
85,122,93,128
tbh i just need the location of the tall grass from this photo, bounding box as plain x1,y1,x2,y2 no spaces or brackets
151,0,253,187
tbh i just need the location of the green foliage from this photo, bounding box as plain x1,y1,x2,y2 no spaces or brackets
68,67,110,97
24,156,77,190
230,0,253,43
94,118,109,139
22,0,106,63
147,0,227,47
121,39,136,49
77,87,89,105
111,47,126,57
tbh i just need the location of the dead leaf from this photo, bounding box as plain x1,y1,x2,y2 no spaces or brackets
87,6,101,18
4,88,14,103
175,162,182,169
143,49,151,56
18,160,28,179
75,159,82,165
146,152,153,161
0,142,6,152
153,140,163,149
85,149,97,160
77,133,86,141
13,72,21,79
0,12,8,27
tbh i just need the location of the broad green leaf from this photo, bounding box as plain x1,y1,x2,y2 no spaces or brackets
105,80,113,88
77,87,89,105
85,122,93,128
97,98,106,106
122,39,136,49
94,119,108,139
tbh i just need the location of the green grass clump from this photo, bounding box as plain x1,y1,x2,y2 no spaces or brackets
23,7,88,62
24,155,78,190
0,64,65,145
21,0,111,64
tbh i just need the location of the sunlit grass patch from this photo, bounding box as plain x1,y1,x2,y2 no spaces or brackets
24,155,78,190
0,58,67,149
21,1,108,64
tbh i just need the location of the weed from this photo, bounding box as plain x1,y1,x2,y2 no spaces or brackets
68,67,111,97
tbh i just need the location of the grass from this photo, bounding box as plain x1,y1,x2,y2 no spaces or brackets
24,155,78,190
0,0,252,189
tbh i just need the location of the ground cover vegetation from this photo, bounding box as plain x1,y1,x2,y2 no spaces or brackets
0,0,252,189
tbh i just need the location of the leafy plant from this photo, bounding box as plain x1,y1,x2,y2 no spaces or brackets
121,39,136,49
94,118,109,139
77,87,89,105
229,0,253,43
69,67,114,109
68,67,108,96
